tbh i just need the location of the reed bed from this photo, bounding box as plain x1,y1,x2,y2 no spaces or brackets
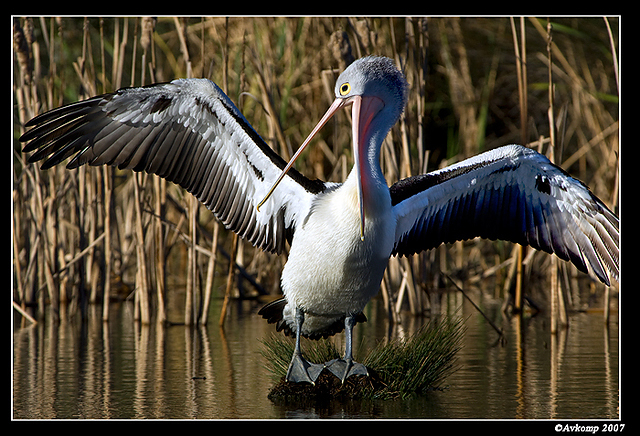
13,17,619,326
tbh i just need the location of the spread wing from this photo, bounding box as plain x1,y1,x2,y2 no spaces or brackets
20,78,327,254
391,144,619,285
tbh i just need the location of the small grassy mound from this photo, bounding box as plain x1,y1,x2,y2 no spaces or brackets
261,316,465,400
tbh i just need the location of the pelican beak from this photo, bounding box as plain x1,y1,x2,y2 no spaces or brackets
257,94,383,242
257,98,347,212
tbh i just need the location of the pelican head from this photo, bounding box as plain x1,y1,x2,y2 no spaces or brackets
258,56,408,240
334,56,408,146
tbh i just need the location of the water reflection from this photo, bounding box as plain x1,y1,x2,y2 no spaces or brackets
13,291,619,419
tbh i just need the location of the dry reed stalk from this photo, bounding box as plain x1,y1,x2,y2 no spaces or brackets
47,233,105,280
12,199,25,312
200,222,220,326
603,17,619,95
219,233,239,327
603,16,619,325
34,161,55,320
436,18,478,158
102,166,112,321
13,301,37,325
509,17,529,313
173,17,193,78
43,172,59,319
253,57,290,161
185,195,197,326
154,176,167,324
114,18,128,90
87,168,99,305
133,173,150,324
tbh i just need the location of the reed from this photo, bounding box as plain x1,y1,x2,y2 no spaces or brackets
13,17,619,326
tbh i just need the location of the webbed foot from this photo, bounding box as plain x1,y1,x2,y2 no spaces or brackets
325,358,368,383
286,353,324,384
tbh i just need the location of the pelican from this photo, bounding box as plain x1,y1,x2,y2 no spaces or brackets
20,56,619,384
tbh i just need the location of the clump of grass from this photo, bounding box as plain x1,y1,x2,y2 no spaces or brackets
261,316,465,400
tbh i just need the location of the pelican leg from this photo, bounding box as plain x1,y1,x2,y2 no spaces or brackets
286,308,324,384
326,314,368,383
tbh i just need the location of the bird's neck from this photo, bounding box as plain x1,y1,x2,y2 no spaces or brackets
361,139,386,189
357,107,398,194
347,136,390,213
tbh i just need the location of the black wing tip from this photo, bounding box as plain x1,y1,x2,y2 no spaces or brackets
23,115,43,129
19,97,102,165
19,130,34,144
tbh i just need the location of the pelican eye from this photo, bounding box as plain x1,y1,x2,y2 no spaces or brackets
339,82,351,96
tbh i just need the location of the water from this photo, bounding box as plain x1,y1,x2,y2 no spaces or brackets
13,290,619,419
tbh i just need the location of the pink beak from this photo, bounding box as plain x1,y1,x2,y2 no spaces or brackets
257,95,384,241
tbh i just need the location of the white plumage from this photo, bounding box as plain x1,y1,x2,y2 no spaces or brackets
282,170,395,337
20,56,618,384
